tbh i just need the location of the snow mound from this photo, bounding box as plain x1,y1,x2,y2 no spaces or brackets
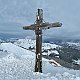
0,42,35,59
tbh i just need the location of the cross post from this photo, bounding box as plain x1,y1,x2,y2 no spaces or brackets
23,9,62,73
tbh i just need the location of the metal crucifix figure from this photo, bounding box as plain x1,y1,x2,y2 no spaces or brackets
23,9,62,73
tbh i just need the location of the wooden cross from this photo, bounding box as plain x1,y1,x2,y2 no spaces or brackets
23,9,62,73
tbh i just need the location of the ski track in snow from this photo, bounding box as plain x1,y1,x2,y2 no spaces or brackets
0,39,80,80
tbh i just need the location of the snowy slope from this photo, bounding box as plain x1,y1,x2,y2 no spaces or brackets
14,38,60,49
0,42,35,59
73,59,80,65
14,38,60,55
0,39,80,80
67,42,80,47
14,38,36,49
42,50,59,55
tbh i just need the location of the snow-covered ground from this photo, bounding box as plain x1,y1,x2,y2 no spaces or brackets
73,59,80,65
14,38,36,49
14,38,60,55
42,50,59,55
0,38,80,80
14,38,60,50
67,42,80,46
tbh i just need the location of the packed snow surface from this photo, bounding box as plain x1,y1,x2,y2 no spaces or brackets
0,39,80,80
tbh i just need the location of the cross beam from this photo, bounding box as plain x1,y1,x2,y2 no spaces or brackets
23,9,62,73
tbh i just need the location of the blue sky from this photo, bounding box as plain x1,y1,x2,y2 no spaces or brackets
0,0,80,39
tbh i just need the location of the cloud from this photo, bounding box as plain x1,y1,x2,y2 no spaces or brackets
0,0,80,39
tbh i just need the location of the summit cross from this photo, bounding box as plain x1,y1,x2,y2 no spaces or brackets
23,9,62,73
